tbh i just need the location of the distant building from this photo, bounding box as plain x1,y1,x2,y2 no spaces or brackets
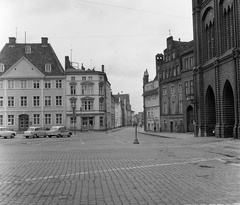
142,69,160,132
114,97,123,127
113,93,133,126
65,57,112,131
0,37,66,131
192,0,240,138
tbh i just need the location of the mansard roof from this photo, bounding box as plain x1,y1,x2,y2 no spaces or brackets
0,37,64,76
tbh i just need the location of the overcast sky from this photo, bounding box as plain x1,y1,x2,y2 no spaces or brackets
0,0,193,113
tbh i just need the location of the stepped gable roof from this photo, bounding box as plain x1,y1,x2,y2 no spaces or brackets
180,40,194,55
0,38,64,76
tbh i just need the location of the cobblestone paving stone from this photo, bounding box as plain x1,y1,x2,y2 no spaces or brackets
0,127,240,205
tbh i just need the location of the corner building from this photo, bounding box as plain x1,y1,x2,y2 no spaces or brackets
192,0,240,138
65,57,112,131
0,37,66,131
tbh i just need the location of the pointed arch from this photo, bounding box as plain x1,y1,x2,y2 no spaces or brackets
205,86,216,136
222,80,235,137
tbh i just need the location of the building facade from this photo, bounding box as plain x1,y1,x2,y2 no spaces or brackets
142,69,160,132
192,0,240,138
157,36,194,133
113,93,133,127
65,57,112,131
0,37,66,131
181,42,195,132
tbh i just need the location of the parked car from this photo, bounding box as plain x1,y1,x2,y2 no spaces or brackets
0,127,16,139
46,126,72,138
24,127,49,138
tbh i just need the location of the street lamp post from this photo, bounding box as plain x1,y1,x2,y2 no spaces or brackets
133,115,139,144
70,97,77,135
72,105,76,135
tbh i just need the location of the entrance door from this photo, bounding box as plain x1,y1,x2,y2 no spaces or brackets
89,117,94,130
170,121,173,132
187,106,194,132
82,117,94,131
19,114,29,131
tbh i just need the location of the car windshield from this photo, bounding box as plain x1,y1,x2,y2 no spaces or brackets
0,128,9,131
49,127,58,131
27,128,35,131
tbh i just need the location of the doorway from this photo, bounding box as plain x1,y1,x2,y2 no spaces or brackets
187,106,194,132
19,114,29,131
222,80,235,137
82,117,94,131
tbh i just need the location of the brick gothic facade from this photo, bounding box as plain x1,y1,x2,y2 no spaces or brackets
192,0,240,138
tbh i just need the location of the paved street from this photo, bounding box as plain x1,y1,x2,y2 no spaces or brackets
0,127,240,205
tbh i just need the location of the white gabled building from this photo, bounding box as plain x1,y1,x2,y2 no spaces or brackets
0,37,66,131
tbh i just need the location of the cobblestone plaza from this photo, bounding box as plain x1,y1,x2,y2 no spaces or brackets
0,127,240,205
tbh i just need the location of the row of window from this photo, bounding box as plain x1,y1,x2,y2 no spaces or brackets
70,85,104,95
0,63,52,73
163,100,183,115
0,114,63,126
0,96,62,107
0,80,62,89
146,95,157,101
71,76,103,81
162,80,193,96
162,66,181,80
164,51,176,62
184,56,194,70
147,108,158,119
70,99,105,111
70,116,105,127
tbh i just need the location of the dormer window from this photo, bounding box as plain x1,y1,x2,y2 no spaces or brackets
45,63,51,72
25,45,31,54
0,63,5,72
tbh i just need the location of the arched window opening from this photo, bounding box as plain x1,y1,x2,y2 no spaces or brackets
202,7,215,62
45,63,52,72
25,45,31,54
220,0,235,54
0,63,5,72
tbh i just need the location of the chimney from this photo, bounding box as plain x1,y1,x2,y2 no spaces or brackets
65,56,70,69
102,65,104,72
41,37,48,45
9,37,16,44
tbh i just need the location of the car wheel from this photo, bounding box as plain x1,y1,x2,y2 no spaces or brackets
33,134,37,138
58,134,62,138
68,134,71,137
26,136,29,139
11,134,15,138
4,137,7,139
48,135,52,138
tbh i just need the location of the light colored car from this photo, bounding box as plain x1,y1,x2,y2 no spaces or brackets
0,127,16,139
24,127,49,138
46,126,72,138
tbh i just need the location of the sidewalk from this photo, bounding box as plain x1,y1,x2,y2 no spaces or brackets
137,126,194,139
137,126,240,159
